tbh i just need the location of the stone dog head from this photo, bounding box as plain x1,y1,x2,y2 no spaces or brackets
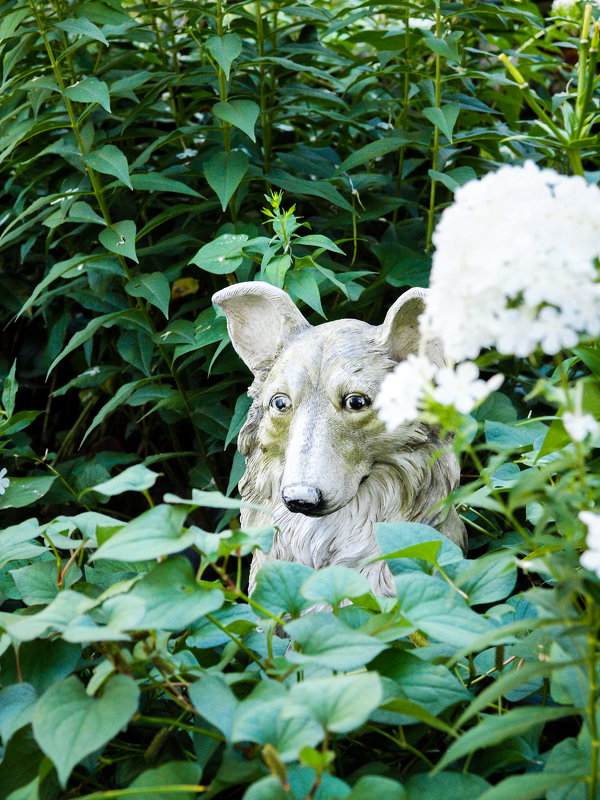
211,282,463,544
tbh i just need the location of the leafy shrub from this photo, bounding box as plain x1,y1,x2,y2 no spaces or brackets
0,1,599,798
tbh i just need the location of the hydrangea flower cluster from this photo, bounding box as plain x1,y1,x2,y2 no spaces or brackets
551,0,585,21
579,511,600,577
375,355,502,428
422,161,600,362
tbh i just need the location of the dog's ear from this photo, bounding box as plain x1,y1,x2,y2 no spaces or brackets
379,288,444,367
212,281,310,374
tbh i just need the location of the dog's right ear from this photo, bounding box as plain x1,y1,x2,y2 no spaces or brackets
212,281,310,374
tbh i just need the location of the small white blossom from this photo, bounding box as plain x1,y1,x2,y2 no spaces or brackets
376,356,502,430
551,0,584,21
375,354,434,428
176,148,198,160
579,511,600,577
563,411,599,442
0,468,9,495
423,162,600,362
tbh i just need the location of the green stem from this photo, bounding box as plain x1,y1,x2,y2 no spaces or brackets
426,3,442,253
393,4,411,223
256,1,271,172
216,0,231,153
587,607,599,800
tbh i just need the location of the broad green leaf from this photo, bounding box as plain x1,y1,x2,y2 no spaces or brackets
0,683,37,744
423,103,460,141
252,561,314,617
56,17,109,46
213,100,259,142
189,675,237,739
233,684,322,761
406,772,490,800
81,379,154,446
64,77,111,113
89,464,160,496
243,777,289,800
345,776,407,800
0,640,81,695
268,168,354,214
484,419,548,450
128,557,223,629
436,707,579,772
544,737,591,800
376,522,464,574
92,505,192,561
126,272,170,318
264,253,291,288
454,551,517,605
84,145,132,189
2,360,17,417
165,488,266,513
300,565,370,606
394,572,493,648
225,393,252,449
379,698,455,734
67,200,106,225
373,650,471,716
294,234,345,254
99,219,138,262
10,561,81,606
339,135,405,172
475,773,585,800
204,150,249,211
190,232,248,273
18,253,93,317
32,674,139,787
0,476,56,510
206,33,242,80
0,590,95,642
286,270,326,317
130,172,201,196
285,612,387,670
128,761,203,800
0,519,45,570
285,673,382,733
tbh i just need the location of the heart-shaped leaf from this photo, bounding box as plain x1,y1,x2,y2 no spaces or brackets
204,150,249,211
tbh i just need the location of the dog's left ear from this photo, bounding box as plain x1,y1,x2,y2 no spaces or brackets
212,281,310,374
379,288,444,366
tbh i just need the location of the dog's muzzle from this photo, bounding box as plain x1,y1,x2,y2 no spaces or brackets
282,484,324,516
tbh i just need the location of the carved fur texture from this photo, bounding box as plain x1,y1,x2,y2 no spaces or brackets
213,282,466,596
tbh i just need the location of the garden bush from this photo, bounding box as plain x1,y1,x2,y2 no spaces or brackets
0,0,599,798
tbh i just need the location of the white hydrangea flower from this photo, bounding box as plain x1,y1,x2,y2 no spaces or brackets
375,354,435,428
551,0,584,21
376,357,502,430
423,162,600,362
0,467,9,495
563,411,599,442
579,511,600,577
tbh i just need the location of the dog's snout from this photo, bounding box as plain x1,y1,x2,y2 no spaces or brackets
282,484,324,515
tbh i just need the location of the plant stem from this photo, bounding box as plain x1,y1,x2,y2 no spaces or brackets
426,2,442,252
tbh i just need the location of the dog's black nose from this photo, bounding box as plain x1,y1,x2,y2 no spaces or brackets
282,484,324,515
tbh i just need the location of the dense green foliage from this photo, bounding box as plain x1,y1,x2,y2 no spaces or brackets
0,0,600,798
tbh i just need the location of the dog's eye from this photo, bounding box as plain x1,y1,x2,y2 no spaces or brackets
270,394,292,413
343,394,370,412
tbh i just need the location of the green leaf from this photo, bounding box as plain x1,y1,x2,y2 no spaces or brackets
18,253,96,317
92,505,192,561
190,232,248,274
189,675,237,739
11,560,81,605
55,17,109,46
128,761,204,800
243,776,289,800
204,150,249,211
285,673,382,733
436,707,579,773
268,169,355,214
379,698,455,735
64,77,111,113
128,557,223,630
405,772,490,800
294,234,345,255
206,33,242,80
475,773,585,800
345,776,407,800
252,561,314,617
0,476,56,510
84,145,132,189
0,683,38,745
423,102,460,141
285,613,387,670
32,674,139,787
339,135,405,172
130,173,201,197
99,219,138,262
81,379,153,446
89,464,160,496
264,253,291,288
213,100,259,142
126,272,170,318
300,565,370,607
67,200,106,225
285,270,326,317
2,360,17,417
455,551,517,605
394,573,493,647
225,393,252,449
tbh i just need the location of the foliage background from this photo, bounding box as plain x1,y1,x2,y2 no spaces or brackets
0,1,599,799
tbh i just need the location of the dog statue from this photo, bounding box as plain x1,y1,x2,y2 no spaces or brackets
212,281,466,596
